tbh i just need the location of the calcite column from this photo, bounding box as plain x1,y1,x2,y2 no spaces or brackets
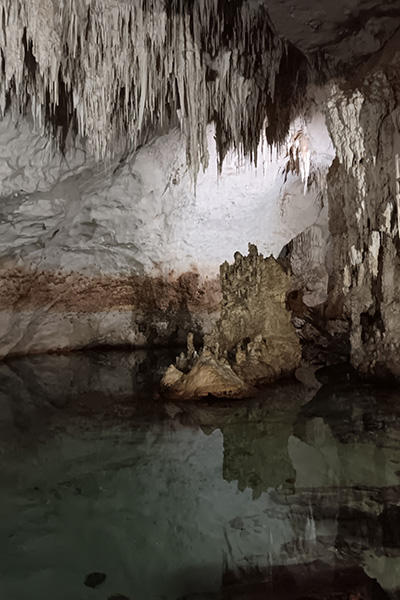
324,41,400,378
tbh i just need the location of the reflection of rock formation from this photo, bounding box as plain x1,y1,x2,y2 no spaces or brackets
221,412,296,499
217,389,301,499
162,246,300,400
295,373,400,448
184,380,400,593
271,381,400,594
2,353,400,598
178,383,307,497
0,348,175,444
204,561,390,600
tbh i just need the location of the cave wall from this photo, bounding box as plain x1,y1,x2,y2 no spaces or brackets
324,35,400,379
3,0,398,374
0,111,331,357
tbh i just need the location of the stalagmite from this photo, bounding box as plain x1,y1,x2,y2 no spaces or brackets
161,245,301,400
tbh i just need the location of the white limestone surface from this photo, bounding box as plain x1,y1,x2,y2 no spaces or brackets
0,111,334,356
0,112,334,278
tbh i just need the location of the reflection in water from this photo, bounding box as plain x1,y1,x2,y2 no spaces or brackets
0,351,400,599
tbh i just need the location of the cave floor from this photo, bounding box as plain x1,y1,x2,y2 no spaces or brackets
0,349,399,600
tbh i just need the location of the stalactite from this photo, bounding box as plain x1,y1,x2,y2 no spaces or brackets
0,0,309,174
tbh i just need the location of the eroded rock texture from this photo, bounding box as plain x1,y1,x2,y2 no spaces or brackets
161,350,257,401
324,34,400,380
0,0,309,172
162,246,300,399
0,268,221,358
1,0,399,377
207,244,301,384
0,111,329,358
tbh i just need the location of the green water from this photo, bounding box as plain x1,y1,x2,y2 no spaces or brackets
0,350,399,600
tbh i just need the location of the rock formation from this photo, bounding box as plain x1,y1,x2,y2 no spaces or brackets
0,113,328,359
323,34,400,380
161,245,301,400
0,0,309,172
0,0,400,383
161,350,257,401
207,245,301,382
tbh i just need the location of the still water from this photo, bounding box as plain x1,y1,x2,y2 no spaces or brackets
0,350,399,600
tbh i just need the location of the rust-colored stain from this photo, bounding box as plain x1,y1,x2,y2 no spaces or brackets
0,267,221,313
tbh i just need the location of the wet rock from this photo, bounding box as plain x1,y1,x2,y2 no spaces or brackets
84,572,107,588
161,246,300,400
161,350,257,400
108,595,131,600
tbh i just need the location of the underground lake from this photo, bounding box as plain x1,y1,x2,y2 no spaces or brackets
0,350,399,600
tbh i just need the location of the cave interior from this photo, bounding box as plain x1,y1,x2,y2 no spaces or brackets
1,1,400,599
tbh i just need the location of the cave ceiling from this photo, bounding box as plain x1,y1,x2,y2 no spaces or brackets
255,0,400,58
0,0,399,169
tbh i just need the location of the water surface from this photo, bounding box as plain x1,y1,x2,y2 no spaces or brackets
0,350,399,600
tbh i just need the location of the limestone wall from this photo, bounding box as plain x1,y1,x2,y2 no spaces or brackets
324,34,400,379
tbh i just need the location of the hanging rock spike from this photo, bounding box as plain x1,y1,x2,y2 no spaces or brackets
0,0,309,173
